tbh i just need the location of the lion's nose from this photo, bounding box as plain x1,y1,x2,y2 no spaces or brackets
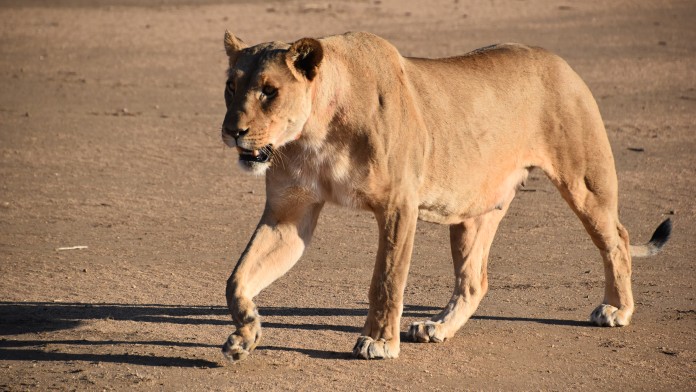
223,127,249,140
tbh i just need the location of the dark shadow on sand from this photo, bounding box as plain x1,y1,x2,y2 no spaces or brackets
259,345,352,360
470,315,592,327
0,301,591,363
0,348,220,368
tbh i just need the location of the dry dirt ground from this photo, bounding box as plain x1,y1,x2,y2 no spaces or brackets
1,0,695,390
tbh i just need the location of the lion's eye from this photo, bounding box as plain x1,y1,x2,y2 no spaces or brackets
261,85,278,99
226,80,235,95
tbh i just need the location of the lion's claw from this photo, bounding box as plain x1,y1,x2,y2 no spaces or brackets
590,304,631,327
407,320,446,343
221,328,260,363
352,336,398,360
222,334,251,362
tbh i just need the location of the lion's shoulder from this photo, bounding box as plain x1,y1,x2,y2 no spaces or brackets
320,31,402,60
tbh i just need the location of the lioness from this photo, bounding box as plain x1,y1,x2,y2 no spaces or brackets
219,31,671,361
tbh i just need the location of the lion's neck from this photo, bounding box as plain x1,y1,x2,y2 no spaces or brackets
297,50,357,151
278,56,370,207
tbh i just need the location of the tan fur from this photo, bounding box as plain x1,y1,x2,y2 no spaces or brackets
220,31,667,361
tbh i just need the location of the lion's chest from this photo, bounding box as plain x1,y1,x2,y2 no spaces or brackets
290,149,367,209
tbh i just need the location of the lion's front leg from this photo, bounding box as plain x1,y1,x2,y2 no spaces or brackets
222,201,323,363
353,204,418,360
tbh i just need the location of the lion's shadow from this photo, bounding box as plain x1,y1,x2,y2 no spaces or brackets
0,301,590,365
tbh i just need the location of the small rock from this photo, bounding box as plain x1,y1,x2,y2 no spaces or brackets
300,3,329,13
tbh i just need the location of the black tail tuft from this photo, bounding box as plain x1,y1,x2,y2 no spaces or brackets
648,218,672,250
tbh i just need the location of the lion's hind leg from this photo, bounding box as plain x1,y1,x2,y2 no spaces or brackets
547,165,634,327
407,198,509,343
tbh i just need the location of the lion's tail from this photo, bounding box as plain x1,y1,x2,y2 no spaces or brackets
630,219,672,258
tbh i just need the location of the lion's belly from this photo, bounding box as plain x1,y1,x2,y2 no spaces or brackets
417,168,529,224
417,196,492,224
417,206,465,225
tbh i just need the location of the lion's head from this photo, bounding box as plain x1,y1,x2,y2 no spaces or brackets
221,31,324,174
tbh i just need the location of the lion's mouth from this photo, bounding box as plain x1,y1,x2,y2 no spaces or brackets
236,145,273,163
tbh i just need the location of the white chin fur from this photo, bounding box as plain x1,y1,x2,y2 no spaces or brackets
237,160,270,176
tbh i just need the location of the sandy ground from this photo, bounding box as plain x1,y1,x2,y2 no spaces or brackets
0,0,695,390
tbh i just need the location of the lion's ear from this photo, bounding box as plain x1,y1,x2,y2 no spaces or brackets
287,38,323,81
224,30,247,61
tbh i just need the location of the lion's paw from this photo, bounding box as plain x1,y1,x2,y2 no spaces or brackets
590,304,631,327
407,320,447,343
222,330,260,363
352,336,399,360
